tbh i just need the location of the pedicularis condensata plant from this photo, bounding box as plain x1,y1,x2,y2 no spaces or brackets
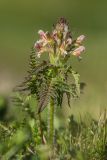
35,18,85,63
1,18,107,160
16,18,85,147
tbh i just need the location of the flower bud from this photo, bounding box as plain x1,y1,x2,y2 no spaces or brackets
38,30,47,39
34,41,42,50
76,35,85,44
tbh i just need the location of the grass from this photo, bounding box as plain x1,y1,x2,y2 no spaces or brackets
54,111,107,160
0,95,107,159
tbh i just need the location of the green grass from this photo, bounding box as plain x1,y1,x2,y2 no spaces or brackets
0,95,107,160
54,111,107,160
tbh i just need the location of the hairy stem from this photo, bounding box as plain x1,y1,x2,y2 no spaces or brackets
48,98,54,146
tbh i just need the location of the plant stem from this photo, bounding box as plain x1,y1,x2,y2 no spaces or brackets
48,98,54,146
38,113,46,144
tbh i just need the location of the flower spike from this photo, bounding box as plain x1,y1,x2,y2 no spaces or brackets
34,18,85,64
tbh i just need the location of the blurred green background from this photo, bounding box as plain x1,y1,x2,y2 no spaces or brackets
0,0,107,116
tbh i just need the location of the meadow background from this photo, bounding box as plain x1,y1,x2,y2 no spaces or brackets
0,0,107,118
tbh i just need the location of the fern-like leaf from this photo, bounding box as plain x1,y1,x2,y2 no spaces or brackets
38,79,57,113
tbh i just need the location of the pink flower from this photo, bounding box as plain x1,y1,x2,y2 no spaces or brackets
76,35,85,44
34,18,85,60
38,30,47,40
66,38,72,46
55,18,68,33
34,40,42,50
72,46,85,57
